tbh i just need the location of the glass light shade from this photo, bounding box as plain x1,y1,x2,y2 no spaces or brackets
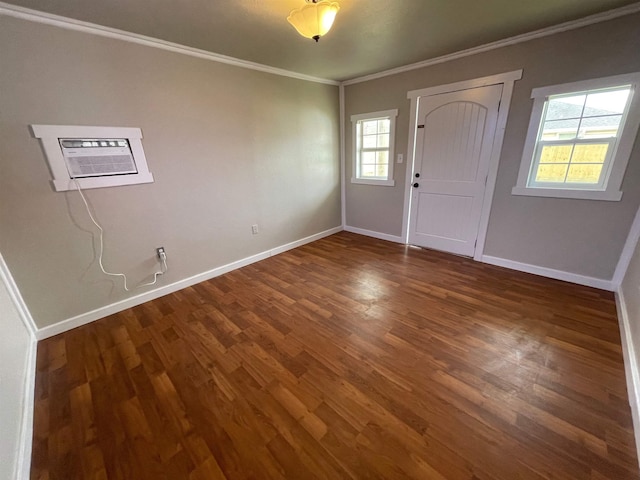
287,1,340,41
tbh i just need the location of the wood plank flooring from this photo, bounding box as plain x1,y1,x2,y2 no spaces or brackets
31,232,639,479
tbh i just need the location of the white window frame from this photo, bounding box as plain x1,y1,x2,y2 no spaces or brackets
512,72,640,201
351,109,398,186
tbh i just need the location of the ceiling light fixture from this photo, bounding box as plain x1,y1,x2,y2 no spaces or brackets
287,0,340,42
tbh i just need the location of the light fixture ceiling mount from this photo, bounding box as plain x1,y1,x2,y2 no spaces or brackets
287,0,341,42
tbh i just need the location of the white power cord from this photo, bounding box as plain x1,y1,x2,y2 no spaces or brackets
71,177,167,291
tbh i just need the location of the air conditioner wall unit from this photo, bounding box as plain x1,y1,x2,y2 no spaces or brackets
31,125,154,191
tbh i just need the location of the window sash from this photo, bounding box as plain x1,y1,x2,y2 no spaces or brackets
528,137,616,189
356,118,391,180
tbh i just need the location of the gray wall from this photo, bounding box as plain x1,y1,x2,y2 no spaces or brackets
344,12,640,280
0,16,341,329
0,259,32,480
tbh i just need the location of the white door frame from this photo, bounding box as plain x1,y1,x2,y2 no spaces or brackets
401,70,522,261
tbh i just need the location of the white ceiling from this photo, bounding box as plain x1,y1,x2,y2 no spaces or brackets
3,0,640,81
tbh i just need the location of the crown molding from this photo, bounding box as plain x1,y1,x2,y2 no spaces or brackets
342,2,640,86
1,1,638,90
0,2,339,86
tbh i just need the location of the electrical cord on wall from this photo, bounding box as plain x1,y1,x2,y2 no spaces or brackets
71,177,167,291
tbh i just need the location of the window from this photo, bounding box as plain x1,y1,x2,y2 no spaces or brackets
351,109,398,186
512,73,640,201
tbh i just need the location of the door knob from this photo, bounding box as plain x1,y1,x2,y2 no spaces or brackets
413,182,419,188
415,173,420,178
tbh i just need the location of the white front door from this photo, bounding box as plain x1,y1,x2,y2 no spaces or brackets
408,84,502,256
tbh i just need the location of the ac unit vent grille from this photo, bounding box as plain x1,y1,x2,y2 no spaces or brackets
68,155,137,177
59,138,138,178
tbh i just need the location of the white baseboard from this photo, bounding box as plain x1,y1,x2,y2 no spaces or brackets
37,226,343,339
615,290,640,468
344,225,404,244
15,336,37,480
481,255,614,291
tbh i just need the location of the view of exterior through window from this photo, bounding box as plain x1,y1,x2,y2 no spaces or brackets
530,86,630,188
358,117,391,179
351,109,397,186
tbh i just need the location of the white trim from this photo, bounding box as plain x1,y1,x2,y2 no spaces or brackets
15,337,37,480
0,254,37,337
0,253,37,480
350,110,399,122
401,86,420,243
343,225,404,244
511,186,623,201
342,3,640,86
615,290,640,468
532,73,640,98
340,84,346,228
613,204,640,288
0,2,338,86
513,72,640,201
481,255,614,291
350,178,395,187
473,73,520,261
401,71,523,255
407,70,523,100
53,173,155,192
35,226,343,339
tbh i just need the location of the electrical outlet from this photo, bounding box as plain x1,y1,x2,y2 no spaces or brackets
156,247,165,259
251,224,259,235
397,153,404,163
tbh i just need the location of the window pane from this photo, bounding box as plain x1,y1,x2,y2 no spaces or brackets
361,165,376,177
378,119,390,134
363,135,377,148
535,164,568,183
572,144,608,164
376,164,388,177
376,151,389,165
539,144,572,164
377,133,389,148
362,120,378,135
578,115,622,138
361,151,376,164
584,88,630,116
541,118,580,140
566,164,603,184
545,95,586,120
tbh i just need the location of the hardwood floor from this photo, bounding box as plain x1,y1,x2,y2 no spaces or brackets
31,232,639,479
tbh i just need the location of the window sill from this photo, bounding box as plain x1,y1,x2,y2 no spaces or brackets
351,178,395,187
511,186,622,201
